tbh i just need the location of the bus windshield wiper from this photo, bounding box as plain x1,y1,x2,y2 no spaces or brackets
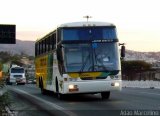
80,44,98,72
80,53,91,72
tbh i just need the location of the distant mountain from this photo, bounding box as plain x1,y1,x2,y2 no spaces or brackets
0,39,35,56
125,50,160,62
0,40,160,62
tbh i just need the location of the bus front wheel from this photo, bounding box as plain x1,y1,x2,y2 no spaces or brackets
101,91,110,99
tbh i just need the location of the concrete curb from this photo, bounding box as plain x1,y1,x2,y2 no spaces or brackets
4,106,18,116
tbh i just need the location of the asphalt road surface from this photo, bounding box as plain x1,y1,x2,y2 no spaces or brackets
5,84,160,116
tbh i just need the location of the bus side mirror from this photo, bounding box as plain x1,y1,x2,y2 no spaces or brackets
121,45,125,58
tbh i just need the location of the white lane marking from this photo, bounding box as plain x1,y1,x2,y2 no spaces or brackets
9,87,77,116
140,92,160,96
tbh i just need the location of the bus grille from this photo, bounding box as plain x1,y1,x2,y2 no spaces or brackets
14,75,22,78
80,77,107,80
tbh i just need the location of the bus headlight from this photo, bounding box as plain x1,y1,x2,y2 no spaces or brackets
115,82,120,87
68,84,79,92
111,82,120,87
69,84,74,89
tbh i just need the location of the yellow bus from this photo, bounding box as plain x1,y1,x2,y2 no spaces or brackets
35,21,125,99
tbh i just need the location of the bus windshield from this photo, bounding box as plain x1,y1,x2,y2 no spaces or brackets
62,27,117,40
11,68,24,73
63,43,120,73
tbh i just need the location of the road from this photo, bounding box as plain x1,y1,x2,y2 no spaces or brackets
5,84,160,116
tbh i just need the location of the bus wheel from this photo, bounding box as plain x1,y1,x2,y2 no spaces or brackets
101,91,110,100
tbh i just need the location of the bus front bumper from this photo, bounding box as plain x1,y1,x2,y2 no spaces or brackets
62,80,122,94
10,78,26,84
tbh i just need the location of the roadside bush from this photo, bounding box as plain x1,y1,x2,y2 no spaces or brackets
0,80,11,114
0,92,11,114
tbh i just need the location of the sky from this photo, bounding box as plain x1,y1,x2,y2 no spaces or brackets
0,0,160,52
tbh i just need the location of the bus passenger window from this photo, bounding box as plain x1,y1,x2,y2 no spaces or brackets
40,41,43,54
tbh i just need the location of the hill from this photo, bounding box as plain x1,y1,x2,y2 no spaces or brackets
125,50,160,62
0,40,160,63
0,39,35,56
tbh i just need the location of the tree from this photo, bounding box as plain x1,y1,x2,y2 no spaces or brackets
0,62,2,71
0,52,11,63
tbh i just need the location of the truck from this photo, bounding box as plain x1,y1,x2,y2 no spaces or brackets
8,65,26,85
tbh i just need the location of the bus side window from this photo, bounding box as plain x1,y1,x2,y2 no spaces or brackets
43,40,45,53
44,39,46,53
35,43,37,56
37,42,39,55
57,45,63,62
39,42,41,55
51,35,54,50
54,34,56,49
57,30,61,43
40,41,42,55
47,37,50,52
54,34,56,50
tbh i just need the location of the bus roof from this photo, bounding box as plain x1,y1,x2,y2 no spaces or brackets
11,66,23,69
36,21,115,42
59,21,115,28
